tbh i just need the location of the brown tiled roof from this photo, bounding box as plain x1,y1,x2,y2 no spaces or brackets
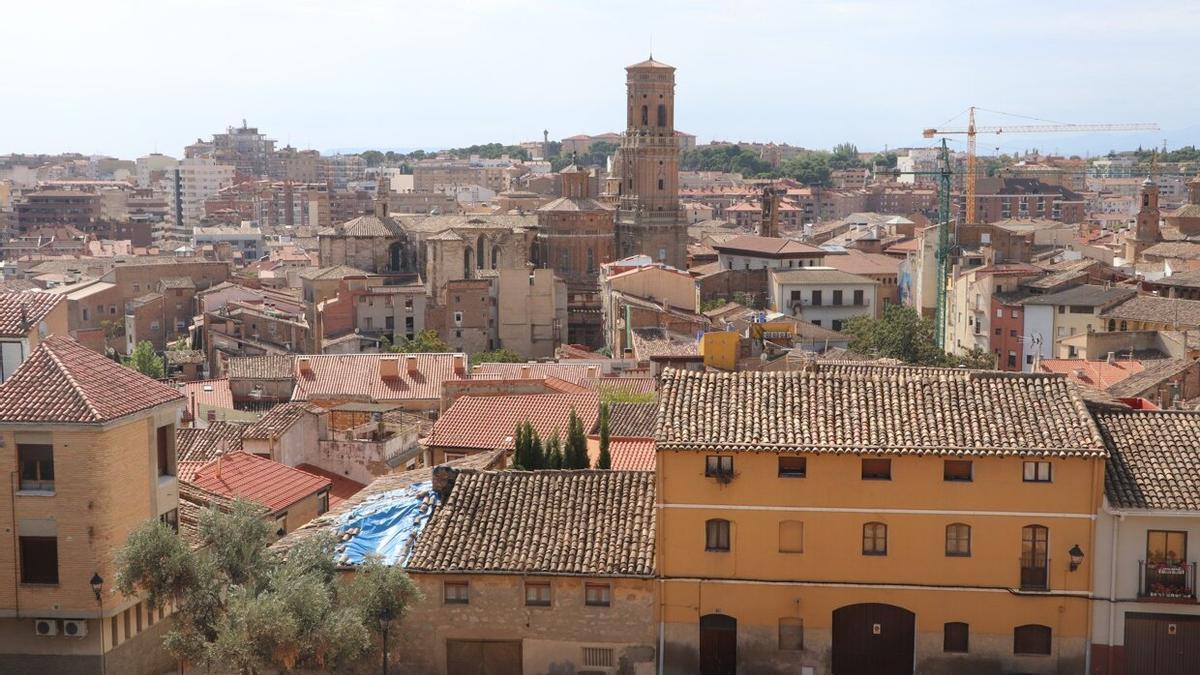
1106,359,1197,398
243,402,325,440
712,235,824,257
474,362,593,384
0,291,62,337
291,353,469,403
655,367,1107,457
769,267,879,286
176,421,246,464
0,336,183,424
607,402,657,437
582,376,657,397
226,355,295,380
425,393,599,451
407,469,656,577
179,378,234,411
298,265,369,281
1101,295,1200,327
1097,410,1200,510
1142,241,1200,260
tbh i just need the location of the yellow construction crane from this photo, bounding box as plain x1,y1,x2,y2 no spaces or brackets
923,107,1158,223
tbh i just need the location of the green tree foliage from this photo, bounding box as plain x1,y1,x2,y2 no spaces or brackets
680,144,774,176
387,329,450,353
123,340,164,379
360,150,384,167
114,501,420,673
596,402,612,470
778,153,832,186
527,427,544,470
871,152,899,170
513,421,546,470
829,142,863,170
471,348,522,364
544,431,563,470
841,305,998,369
563,408,589,469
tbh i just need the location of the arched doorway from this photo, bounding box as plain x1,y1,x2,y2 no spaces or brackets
699,613,736,675
832,603,915,675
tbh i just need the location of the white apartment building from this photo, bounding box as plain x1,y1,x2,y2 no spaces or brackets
767,267,880,331
161,158,234,244
135,153,177,188
193,221,265,261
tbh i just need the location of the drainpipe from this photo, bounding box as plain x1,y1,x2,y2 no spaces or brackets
1105,501,1121,675
657,469,666,675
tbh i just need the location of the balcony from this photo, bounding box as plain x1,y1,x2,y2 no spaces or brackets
1139,560,1197,602
1019,559,1049,591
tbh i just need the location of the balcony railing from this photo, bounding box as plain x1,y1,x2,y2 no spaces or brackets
1139,560,1197,601
1019,559,1049,591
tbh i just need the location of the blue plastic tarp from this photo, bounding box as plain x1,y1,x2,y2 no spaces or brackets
335,481,435,566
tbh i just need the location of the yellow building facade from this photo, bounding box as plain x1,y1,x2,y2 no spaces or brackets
654,366,1107,675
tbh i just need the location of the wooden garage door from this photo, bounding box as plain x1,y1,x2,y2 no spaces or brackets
446,640,522,675
832,603,915,675
1125,613,1200,675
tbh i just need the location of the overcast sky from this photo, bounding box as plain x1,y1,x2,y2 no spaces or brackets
4,0,1197,159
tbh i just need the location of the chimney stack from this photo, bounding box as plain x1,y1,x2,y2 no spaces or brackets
520,365,531,379
1107,351,1116,365
380,357,401,379
297,357,313,375
405,355,419,376
586,365,599,378
453,354,466,375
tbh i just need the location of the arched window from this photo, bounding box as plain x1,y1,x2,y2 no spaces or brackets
1013,624,1051,655
586,248,595,274
1107,319,1116,332
1120,320,1128,331
862,522,887,555
657,103,667,127
705,519,730,552
946,523,971,557
641,105,649,125
463,247,473,279
476,235,486,269
491,245,500,270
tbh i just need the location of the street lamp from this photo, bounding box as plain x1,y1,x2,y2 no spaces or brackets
378,606,394,675
1068,544,1085,572
90,573,105,675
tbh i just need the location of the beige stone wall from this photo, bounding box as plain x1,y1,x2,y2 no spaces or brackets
393,573,657,675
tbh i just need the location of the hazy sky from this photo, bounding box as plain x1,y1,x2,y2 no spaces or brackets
4,0,1198,159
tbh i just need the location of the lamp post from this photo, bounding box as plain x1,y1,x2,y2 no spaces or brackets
1068,545,1085,572
378,606,393,675
90,573,105,675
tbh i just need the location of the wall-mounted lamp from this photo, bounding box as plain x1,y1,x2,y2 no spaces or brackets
1068,544,1084,572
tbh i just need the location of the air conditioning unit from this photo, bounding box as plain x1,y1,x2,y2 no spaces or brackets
62,620,88,638
33,619,56,636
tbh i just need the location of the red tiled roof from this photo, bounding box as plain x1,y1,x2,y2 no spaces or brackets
189,452,331,513
713,235,824,257
296,464,366,508
425,393,599,451
176,421,245,464
473,362,594,384
610,439,656,471
0,291,63,337
1038,359,1145,390
291,353,469,403
0,335,182,424
179,378,234,411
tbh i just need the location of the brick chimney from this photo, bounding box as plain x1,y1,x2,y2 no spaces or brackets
520,365,531,378
380,357,400,379
297,357,313,375
405,355,419,376
453,354,466,375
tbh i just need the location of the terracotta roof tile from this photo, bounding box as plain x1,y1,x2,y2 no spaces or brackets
474,363,593,384
407,469,656,577
655,367,1107,457
1101,295,1200,327
0,336,183,424
1097,410,1200,510
426,393,599,451
292,353,470,403
176,421,246,464
0,291,63,337
243,402,325,440
610,439,656,471
178,378,234,411
582,377,657,397
607,402,658,437
189,452,331,513
226,355,296,380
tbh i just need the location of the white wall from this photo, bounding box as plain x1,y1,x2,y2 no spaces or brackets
1022,304,1053,371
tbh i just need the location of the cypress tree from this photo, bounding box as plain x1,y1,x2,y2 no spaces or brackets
545,432,563,469
512,422,527,469
528,428,545,470
564,408,588,469
596,402,612,469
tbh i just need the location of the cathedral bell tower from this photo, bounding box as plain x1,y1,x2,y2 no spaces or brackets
1125,177,1161,261
613,56,687,268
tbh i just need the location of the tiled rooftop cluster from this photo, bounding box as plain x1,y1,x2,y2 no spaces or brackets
1096,409,1200,511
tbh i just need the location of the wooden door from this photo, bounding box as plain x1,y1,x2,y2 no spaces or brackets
699,613,737,675
1125,613,1200,675
1021,525,1049,589
832,603,915,675
446,640,522,675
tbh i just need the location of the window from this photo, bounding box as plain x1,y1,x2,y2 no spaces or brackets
944,622,969,653
658,179,664,190
946,524,971,556
778,456,806,478
861,458,891,480
779,520,804,553
811,290,822,306
1021,525,1050,590
705,455,733,478
853,289,864,305
156,426,172,477
1147,530,1187,563
443,581,469,604
19,536,58,584
657,103,667,127
1013,624,1051,655
641,105,648,125
160,509,179,533
832,319,843,332
778,617,804,651
706,519,731,552
862,522,887,555
832,290,843,306
525,582,551,607
1023,461,1052,482
18,444,54,491
317,491,329,516
585,583,611,607
944,460,972,482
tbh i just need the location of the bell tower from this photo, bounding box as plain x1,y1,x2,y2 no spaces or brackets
613,56,687,268
1125,177,1161,261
